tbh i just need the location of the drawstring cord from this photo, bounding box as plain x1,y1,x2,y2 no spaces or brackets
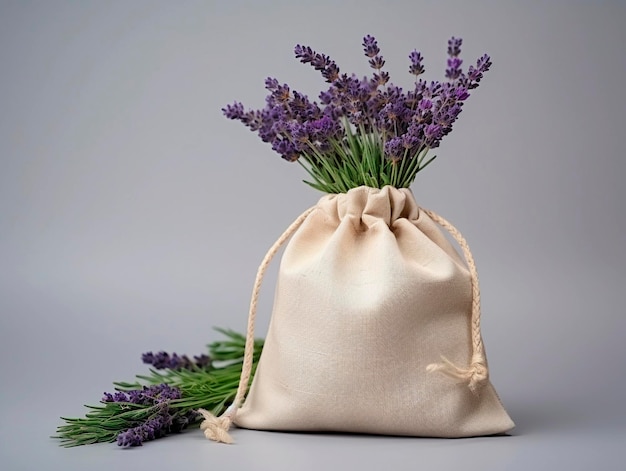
198,207,315,444
422,208,489,393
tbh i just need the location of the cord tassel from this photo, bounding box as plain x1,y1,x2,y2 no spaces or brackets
198,406,236,444
426,354,488,394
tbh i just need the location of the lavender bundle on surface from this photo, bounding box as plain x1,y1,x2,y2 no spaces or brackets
223,35,491,193
54,329,263,448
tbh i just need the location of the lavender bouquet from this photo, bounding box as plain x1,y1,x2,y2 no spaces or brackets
54,329,263,447
224,35,491,193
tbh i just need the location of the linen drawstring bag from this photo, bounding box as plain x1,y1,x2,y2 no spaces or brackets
199,185,514,443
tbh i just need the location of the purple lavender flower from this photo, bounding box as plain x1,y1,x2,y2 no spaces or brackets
373,71,390,87
267,82,291,105
368,55,385,71
454,88,470,101
407,122,424,140
143,384,182,402
116,410,173,447
222,103,264,134
116,427,144,447
272,138,300,162
264,77,279,90
115,408,197,447
425,80,443,99
306,116,338,139
292,91,321,120
476,54,492,75
142,351,211,370
102,384,182,405
295,44,340,82
418,99,432,110
114,391,129,402
402,133,419,150
222,102,244,120
127,390,144,404
448,37,463,57
409,50,425,77
424,123,443,147
101,391,132,403
446,57,463,81
287,121,310,147
319,90,334,105
142,351,171,369
362,35,386,72
362,35,380,58
384,137,404,162
101,392,115,403
463,54,492,89
379,101,405,129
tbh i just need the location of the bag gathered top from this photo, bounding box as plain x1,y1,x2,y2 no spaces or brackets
199,35,514,443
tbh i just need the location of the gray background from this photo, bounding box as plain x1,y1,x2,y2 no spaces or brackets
1,1,625,470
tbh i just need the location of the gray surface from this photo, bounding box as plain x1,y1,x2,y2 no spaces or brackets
1,1,625,470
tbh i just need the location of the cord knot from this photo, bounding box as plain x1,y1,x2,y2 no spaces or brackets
426,355,489,394
198,405,237,444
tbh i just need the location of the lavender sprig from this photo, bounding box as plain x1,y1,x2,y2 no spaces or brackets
116,410,173,447
102,383,182,405
223,35,491,193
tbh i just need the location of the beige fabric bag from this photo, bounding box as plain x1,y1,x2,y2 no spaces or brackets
200,186,513,442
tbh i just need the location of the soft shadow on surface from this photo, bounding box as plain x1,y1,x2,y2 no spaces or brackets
226,427,516,444
505,397,615,435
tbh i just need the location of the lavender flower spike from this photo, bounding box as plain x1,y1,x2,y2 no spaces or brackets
295,44,340,83
142,350,211,370
117,411,173,447
409,50,425,77
446,57,463,81
448,37,462,57
362,35,380,58
222,102,244,120
102,384,183,405
363,35,385,71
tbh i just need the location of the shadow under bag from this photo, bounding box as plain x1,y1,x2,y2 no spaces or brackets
200,186,514,442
